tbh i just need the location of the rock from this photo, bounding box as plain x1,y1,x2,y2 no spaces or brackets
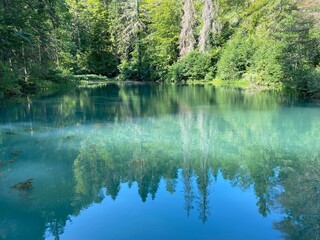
11,150,22,157
64,136,73,141
11,179,33,190
5,131,16,135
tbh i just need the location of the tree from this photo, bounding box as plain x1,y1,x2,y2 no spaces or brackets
109,0,146,61
198,0,221,52
179,0,196,58
143,0,182,80
65,0,117,76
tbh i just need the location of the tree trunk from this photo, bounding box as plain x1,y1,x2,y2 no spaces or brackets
199,0,213,52
179,0,196,58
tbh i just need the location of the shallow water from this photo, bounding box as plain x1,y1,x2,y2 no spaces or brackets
0,84,319,240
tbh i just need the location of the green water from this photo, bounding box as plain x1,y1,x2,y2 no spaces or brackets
0,84,319,240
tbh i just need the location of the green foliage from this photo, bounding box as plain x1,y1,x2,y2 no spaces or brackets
143,0,182,80
0,63,21,97
217,32,255,80
244,37,284,84
1,0,320,98
304,68,320,98
115,0,182,81
275,10,320,93
168,51,213,82
66,0,118,77
118,60,142,81
216,0,320,95
81,50,119,77
118,57,154,81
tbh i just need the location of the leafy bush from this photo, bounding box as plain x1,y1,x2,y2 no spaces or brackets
274,10,320,93
84,51,119,77
244,37,284,84
305,68,320,98
167,51,213,82
0,63,21,97
118,59,154,81
217,33,255,80
118,46,160,82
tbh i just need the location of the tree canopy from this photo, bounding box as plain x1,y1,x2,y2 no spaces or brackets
0,0,319,98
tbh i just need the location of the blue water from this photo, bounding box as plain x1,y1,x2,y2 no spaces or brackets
0,84,319,240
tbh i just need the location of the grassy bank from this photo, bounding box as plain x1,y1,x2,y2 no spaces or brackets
185,78,285,92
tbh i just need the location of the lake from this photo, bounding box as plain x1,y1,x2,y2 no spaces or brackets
0,84,319,240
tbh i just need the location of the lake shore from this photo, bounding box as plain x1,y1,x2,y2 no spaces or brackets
1,74,319,101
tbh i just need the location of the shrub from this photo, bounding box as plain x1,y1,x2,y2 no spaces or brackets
86,51,119,77
167,51,212,82
0,63,21,97
217,32,256,80
118,60,154,81
244,38,284,84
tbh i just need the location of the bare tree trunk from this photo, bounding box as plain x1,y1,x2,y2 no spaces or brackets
38,0,45,63
179,0,196,58
212,0,222,37
199,0,221,52
22,46,28,82
199,0,213,52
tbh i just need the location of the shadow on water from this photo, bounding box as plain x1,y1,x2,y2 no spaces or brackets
0,84,319,239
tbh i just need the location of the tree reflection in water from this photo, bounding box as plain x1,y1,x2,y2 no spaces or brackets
0,84,319,239
72,109,320,238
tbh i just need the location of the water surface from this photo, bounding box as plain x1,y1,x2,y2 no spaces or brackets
0,84,319,240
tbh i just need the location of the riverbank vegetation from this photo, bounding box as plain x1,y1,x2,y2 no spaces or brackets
0,0,319,98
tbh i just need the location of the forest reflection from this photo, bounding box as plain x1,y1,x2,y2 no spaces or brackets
72,110,320,237
0,84,319,240
0,83,287,125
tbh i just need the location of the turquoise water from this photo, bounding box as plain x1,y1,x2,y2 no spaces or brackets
0,84,319,240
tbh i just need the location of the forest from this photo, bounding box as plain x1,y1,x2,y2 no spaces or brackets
0,0,319,98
